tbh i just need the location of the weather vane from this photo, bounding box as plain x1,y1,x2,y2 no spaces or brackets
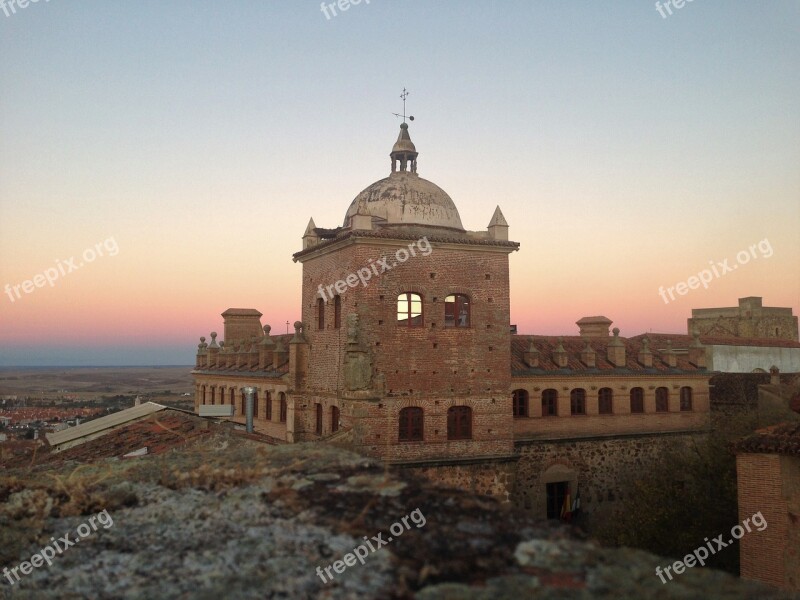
391,88,414,123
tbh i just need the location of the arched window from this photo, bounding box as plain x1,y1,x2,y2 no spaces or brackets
210,386,216,406
315,403,323,435
279,392,287,423
512,389,529,418
201,385,206,405
266,391,272,420
598,388,613,415
447,406,472,440
229,388,234,405
570,389,586,415
241,392,246,416
331,406,340,432
444,294,470,327
656,387,669,412
334,296,341,329
630,387,644,414
399,407,423,442
397,292,423,327
680,387,693,411
253,390,258,418
317,298,325,330
542,389,558,417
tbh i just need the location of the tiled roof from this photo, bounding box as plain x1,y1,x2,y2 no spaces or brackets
44,411,213,464
631,333,800,349
733,422,800,456
511,335,704,374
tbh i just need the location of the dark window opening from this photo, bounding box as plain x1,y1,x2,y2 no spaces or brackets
447,406,472,440
542,389,558,416
546,481,569,520
570,388,586,415
399,407,424,442
512,389,529,418
630,387,644,413
598,387,613,414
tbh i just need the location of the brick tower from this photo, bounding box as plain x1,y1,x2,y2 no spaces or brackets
293,121,519,462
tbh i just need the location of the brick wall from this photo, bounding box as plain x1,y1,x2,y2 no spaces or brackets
737,452,800,591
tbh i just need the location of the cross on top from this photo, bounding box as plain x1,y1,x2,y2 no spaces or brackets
392,88,414,123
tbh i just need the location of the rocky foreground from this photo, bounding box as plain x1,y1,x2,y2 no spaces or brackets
0,432,795,600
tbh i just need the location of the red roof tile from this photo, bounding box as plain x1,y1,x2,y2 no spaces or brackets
733,422,800,456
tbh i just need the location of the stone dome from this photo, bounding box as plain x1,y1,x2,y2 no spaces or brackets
343,123,464,231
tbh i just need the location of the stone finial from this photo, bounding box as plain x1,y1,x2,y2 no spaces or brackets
487,206,509,241
554,337,569,369
303,218,320,249
290,321,307,344
638,336,653,368
208,332,219,349
581,339,596,368
607,328,626,367
524,339,539,368
664,340,677,368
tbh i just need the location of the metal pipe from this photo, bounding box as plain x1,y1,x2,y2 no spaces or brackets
242,386,255,433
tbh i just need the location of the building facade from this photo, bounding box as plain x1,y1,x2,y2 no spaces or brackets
191,122,796,519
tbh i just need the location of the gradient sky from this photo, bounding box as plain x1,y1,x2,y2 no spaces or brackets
0,1,798,366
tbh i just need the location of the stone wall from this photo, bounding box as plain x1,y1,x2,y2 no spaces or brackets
511,431,704,520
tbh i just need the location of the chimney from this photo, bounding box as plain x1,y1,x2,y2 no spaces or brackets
688,329,706,368
638,337,653,368
524,339,539,368
576,316,613,338
242,386,255,434
607,328,626,367
553,337,569,369
770,365,780,385
581,339,596,368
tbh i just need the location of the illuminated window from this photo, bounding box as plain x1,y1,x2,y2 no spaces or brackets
397,293,423,327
